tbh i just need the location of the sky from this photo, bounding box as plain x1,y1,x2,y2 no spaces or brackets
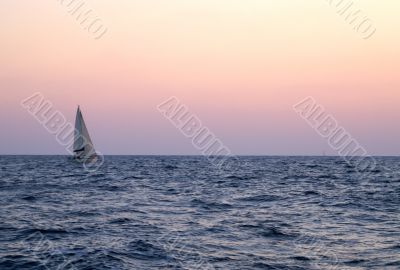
1,0,399,155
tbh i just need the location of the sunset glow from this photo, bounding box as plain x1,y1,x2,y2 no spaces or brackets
1,0,399,155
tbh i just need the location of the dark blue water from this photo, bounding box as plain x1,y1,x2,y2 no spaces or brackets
0,156,399,270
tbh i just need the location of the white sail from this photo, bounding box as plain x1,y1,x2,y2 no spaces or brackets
73,106,96,160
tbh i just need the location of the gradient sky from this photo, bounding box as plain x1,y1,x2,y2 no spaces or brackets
1,0,399,155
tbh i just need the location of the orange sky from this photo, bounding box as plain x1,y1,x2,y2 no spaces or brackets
1,1,399,155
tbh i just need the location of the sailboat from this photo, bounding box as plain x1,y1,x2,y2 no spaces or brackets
73,106,97,161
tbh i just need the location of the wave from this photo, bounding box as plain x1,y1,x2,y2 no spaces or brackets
259,226,294,238
236,194,280,202
20,195,37,202
23,228,69,234
127,240,168,260
190,198,233,210
109,217,132,224
1,156,399,269
0,255,43,270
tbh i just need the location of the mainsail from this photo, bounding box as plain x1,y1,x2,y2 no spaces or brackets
73,106,96,160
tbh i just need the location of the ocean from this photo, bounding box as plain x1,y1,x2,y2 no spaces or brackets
0,156,399,270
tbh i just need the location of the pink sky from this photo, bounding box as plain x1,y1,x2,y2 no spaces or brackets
1,1,400,155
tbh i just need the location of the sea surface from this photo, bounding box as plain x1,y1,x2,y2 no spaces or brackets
0,156,399,270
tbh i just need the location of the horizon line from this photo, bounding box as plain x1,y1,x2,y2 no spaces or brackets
0,154,399,157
